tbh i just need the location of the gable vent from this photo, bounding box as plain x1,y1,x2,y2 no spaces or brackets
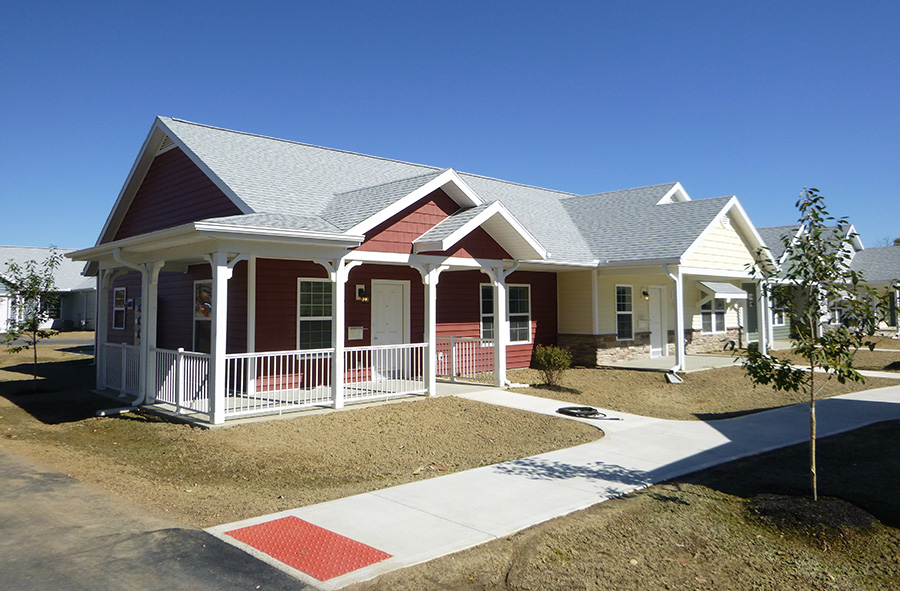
156,135,176,155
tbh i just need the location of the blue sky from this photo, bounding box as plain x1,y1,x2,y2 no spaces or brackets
3,1,899,250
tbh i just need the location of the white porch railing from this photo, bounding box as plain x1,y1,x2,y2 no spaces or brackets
436,336,495,384
101,342,141,396
224,348,335,418
152,348,211,414
344,343,426,402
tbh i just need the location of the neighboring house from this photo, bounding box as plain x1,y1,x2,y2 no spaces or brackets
0,246,96,333
70,117,774,424
849,245,900,336
758,223,899,339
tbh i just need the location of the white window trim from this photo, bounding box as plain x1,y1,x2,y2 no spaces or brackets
296,278,333,350
480,283,532,345
772,307,787,327
112,287,126,330
701,298,727,334
193,280,212,353
615,284,634,341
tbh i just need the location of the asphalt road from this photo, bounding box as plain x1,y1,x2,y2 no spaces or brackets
0,450,318,591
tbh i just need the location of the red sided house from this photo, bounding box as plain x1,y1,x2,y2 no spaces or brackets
71,118,775,425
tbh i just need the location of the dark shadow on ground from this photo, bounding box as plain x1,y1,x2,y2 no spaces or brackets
1,358,123,424
674,419,900,528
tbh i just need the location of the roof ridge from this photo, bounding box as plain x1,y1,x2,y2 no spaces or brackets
457,171,579,198
571,182,679,200
164,117,441,174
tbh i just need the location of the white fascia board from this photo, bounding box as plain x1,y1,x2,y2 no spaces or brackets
657,181,690,204
681,197,777,274
346,168,483,236
345,250,498,269
93,121,167,247
412,201,547,260
679,266,757,279
69,221,362,263
156,118,254,216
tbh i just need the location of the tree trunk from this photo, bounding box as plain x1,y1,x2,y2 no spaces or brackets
31,330,38,391
809,356,818,502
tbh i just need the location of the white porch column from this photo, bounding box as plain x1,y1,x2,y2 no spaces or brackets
491,266,508,388
894,288,900,339
208,252,232,425
143,261,164,403
95,270,111,389
591,269,601,335
666,265,685,372
326,259,357,410
421,265,446,397
756,282,768,355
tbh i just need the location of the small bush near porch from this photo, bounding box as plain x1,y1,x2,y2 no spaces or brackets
509,366,899,421
0,335,600,528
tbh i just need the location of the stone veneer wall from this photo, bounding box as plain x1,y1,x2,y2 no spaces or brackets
559,328,742,366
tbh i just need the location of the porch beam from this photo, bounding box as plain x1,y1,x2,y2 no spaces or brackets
208,252,233,425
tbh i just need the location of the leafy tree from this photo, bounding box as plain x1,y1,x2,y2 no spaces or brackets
3,249,64,389
894,237,900,247
742,188,885,501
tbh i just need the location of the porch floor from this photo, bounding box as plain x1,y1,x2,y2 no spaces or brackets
599,354,741,373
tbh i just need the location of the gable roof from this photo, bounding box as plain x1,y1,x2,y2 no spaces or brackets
850,246,900,284
89,117,769,270
0,246,94,292
561,186,735,264
757,225,801,261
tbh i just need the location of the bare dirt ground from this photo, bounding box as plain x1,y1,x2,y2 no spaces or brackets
0,337,600,528
869,335,900,350
3,334,899,589
508,365,898,420
350,420,900,591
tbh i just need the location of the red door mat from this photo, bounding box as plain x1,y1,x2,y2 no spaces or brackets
226,516,392,581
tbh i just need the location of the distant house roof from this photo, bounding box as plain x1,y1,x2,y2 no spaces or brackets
89,117,770,269
0,246,94,292
850,246,900,284
757,225,801,261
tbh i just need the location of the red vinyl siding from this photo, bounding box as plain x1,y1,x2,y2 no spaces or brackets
106,262,247,354
345,265,424,346
355,189,510,259
254,259,329,352
436,269,557,368
112,147,242,241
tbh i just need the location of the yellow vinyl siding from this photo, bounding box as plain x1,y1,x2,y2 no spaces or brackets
683,217,755,272
557,270,594,333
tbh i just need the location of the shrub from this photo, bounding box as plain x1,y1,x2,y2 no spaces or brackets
532,344,572,387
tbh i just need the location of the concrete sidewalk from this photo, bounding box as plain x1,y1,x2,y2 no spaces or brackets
208,384,900,590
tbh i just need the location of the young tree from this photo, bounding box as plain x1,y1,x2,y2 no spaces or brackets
742,188,885,501
3,249,64,389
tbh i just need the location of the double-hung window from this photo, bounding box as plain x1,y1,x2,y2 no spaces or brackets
113,287,127,330
701,299,727,333
772,307,787,327
298,279,333,349
480,284,531,344
616,285,634,340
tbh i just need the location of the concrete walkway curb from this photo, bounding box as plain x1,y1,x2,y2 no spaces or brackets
207,384,900,590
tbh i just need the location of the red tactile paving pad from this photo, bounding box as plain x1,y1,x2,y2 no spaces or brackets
225,516,391,581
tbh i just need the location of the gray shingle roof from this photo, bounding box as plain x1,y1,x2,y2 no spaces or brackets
0,246,94,291
323,171,444,232
757,225,801,260
850,246,900,283
156,118,753,266
201,213,341,234
561,188,733,263
414,203,492,244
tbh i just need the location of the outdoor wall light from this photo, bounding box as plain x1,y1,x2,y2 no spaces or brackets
642,291,650,301
356,285,371,303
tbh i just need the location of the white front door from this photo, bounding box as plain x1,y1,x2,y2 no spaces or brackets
649,286,666,358
371,280,409,378
371,281,407,346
